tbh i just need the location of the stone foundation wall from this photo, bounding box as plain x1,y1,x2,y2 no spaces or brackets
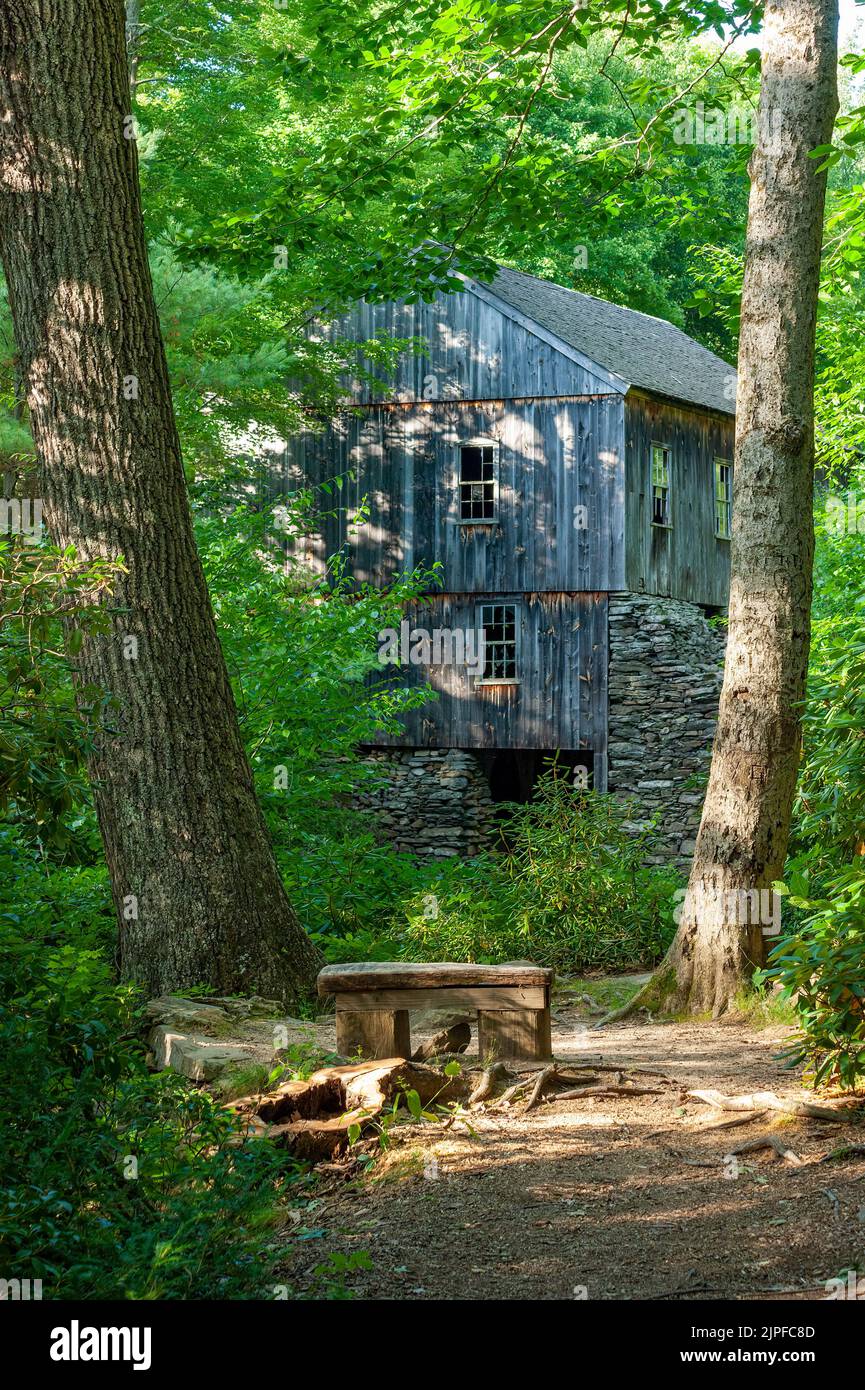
607,592,725,865
358,748,498,859
360,594,725,866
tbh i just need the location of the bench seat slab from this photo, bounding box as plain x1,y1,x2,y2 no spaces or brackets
319,961,553,994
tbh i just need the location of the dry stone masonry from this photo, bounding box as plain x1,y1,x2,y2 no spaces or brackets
358,747,498,858
358,595,725,867
607,593,725,864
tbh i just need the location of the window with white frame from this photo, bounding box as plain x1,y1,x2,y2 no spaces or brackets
478,602,518,680
459,440,497,521
651,444,671,526
714,459,732,539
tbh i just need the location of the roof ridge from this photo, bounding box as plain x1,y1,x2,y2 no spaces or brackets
479,259,736,414
491,261,717,346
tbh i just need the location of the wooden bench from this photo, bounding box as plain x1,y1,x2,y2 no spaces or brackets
317,961,554,1062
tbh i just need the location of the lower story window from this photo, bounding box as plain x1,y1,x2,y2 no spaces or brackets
479,602,518,679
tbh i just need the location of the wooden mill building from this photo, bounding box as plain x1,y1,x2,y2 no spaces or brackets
286,265,735,862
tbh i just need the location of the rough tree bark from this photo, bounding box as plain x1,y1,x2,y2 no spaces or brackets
617,0,839,1019
0,0,323,1004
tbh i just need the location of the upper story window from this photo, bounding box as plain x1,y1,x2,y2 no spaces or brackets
651,444,671,527
459,440,497,521
714,459,732,539
478,601,518,681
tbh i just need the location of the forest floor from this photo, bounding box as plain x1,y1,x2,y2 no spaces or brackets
271,978,865,1301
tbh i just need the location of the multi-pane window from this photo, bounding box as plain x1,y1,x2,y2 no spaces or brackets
714,459,732,539
479,602,518,680
459,442,496,520
651,444,671,526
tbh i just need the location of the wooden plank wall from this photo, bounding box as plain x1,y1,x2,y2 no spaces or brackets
370,591,609,787
285,396,626,594
624,392,734,608
315,290,618,403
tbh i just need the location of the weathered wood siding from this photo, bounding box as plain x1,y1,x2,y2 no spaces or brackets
286,396,626,594
316,288,621,404
370,591,609,787
624,392,734,608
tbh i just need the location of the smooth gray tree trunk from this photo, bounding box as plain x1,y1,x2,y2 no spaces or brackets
625,0,839,1018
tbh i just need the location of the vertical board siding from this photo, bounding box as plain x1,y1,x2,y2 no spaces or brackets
286,396,627,594
371,592,608,772
315,290,619,403
624,393,734,608
283,289,731,797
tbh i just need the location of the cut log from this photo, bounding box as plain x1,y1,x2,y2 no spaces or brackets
316,1058,468,1111
412,1021,471,1062
225,1057,467,1161
265,1111,371,1164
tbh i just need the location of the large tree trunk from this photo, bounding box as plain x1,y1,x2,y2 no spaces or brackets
0,0,323,1005
627,0,839,1019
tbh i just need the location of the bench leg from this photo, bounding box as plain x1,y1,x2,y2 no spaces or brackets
477,1006,552,1062
336,1006,411,1061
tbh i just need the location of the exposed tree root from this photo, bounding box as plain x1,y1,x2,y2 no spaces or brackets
688,1088,849,1122
552,1083,666,1101
469,1061,510,1105
524,1064,559,1112
697,1110,768,1132
727,1135,805,1166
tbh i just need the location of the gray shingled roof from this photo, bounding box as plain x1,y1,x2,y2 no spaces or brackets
484,264,736,416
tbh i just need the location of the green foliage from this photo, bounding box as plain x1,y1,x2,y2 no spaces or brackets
770,481,865,1091
0,833,306,1299
194,492,440,939
396,776,681,973
759,866,865,1090
0,539,123,855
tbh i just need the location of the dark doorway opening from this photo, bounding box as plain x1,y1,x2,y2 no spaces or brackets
478,748,594,809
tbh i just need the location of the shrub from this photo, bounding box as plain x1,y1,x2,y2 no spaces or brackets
0,843,304,1299
758,865,865,1090
395,777,682,974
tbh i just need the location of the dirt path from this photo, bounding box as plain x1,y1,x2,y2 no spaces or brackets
280,999,865,1301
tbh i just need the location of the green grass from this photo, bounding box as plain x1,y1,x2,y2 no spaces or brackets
557,973,650,1013
733,984,797,1028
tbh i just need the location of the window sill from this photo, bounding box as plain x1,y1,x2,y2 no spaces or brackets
714,533,731,543
651,522,673,530
457,518,497,526
475,678,521,687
